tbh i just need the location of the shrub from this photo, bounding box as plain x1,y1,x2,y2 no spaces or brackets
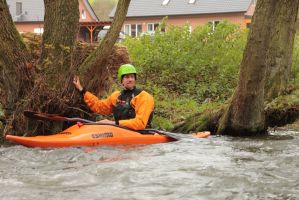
123,21,247,102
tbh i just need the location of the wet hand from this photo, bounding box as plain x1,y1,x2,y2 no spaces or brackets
97,119,115,124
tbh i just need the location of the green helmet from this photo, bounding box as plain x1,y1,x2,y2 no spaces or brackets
118,64,137,80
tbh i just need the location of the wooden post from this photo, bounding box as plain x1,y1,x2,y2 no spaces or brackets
87,26,96,44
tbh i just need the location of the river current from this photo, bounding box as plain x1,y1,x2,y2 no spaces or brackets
0,130,298,200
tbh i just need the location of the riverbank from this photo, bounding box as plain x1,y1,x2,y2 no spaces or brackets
2,22,299,140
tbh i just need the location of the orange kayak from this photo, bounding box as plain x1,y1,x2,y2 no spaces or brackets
6,124,210,148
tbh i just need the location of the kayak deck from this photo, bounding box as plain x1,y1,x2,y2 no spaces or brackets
6,124,211,148
6,124,177,148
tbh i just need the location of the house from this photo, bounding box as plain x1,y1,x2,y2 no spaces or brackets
110,0,256,37
6,0,111,43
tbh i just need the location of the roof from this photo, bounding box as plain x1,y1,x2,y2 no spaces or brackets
110,0,254,18
82,0,99,21
6,0,99,22
7,0,44,22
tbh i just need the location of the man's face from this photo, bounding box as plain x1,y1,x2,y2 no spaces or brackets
122,74,136,90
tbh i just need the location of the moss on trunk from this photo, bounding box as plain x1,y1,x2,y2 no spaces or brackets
217,0,299,136
265,1,299,100
217,0,275,136
0,0,33,136
175,88,299,135
39,0,79,87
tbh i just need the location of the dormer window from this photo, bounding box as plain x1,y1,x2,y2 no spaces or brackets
81,9,86,19
162,0,170,5
189,0,196,4
16,2,22,16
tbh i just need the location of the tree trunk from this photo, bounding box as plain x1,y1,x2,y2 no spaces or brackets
39,0,79,88
265,1,299,101
217,0,279,136
0,0,132,140
79,0,131,95
173,88,299,134
0,0,33,135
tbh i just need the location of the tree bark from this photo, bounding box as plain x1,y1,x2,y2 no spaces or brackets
174,88,299,134
265,1,299,101
79,0,131,95
217,0,278,136
39,0,79,87
0,0,33,135
0,0,132,139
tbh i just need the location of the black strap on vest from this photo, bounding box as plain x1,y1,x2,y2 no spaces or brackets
112,87,153,127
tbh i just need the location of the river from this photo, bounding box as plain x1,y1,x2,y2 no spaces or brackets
0,130,298,200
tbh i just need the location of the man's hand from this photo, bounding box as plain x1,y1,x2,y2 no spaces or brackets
73,75,83,91
97,119,115,124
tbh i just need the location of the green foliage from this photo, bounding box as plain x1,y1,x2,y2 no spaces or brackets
140,82,222,130
123,21,247,103
152,116,173,130
121,26,299,130
292,34,299,84
266,89,299,111
122,22,247,129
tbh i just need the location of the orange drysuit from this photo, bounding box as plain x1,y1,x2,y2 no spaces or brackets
83,90,154,130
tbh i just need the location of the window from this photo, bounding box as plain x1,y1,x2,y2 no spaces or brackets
189,0,196,4
147,23,154,32
147,23,161,32
33,28,44,34
124,24,131,36
137,24,142,36
131,24,137,37
81,9,86,19
208,20,220,31
162,0,170,5
148,23,166,32
16,2,22,16
124,24,142,37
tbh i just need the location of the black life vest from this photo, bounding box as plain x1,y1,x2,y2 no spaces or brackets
112,88,153,127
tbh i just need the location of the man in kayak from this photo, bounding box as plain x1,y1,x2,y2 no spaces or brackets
73,64,154,130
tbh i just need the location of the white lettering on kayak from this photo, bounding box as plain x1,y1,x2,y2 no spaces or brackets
91,132,113,139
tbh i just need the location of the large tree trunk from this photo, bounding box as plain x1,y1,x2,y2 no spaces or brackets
9,0,81,135
79,0,131,95
0,0,131,139
217,0,280,136
265,1,299,101
0,0,33,135
39,0,79,88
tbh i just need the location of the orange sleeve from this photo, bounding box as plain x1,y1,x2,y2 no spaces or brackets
83,91,120,115
119,91,154,130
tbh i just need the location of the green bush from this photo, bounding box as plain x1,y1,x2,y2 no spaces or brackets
122,22,299,130
124,21,247,102
122,21,248,129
